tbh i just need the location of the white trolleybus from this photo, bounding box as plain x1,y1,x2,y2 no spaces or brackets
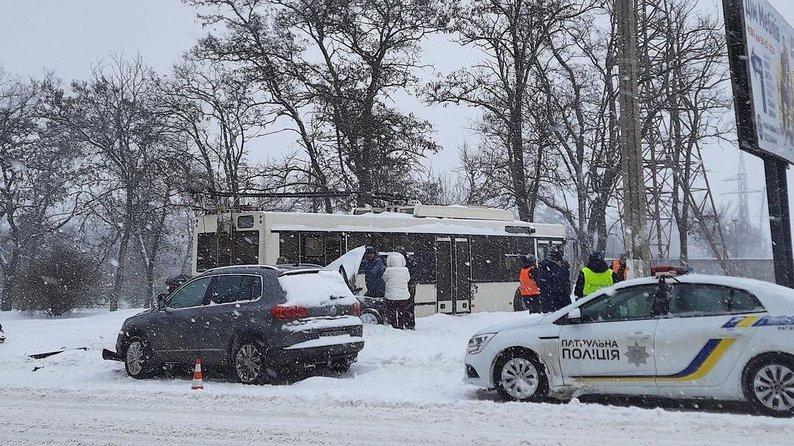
192,205,566,316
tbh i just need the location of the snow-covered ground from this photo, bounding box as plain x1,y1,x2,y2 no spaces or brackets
1,309,793,445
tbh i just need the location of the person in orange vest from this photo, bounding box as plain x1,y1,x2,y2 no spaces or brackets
611,253,629,282
515,255,541,313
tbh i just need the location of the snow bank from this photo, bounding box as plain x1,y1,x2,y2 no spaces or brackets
1,308,793,445
278,270,358,307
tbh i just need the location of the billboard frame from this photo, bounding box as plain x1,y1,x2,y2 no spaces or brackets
723,0,794,287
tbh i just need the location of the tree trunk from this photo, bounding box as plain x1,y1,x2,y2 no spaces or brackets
0,252,19,311
109,225,131,312
588,197,609,252
144,262,155,309
509,103,531,221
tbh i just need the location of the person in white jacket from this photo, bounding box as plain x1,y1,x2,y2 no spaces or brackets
382,252,412,329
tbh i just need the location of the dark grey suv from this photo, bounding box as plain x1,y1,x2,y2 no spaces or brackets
103,265,364,384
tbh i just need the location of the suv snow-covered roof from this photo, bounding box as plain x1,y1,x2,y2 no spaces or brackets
200,263,330,277
200,265,279,276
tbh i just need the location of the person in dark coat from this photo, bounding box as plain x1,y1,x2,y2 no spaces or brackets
359,246,386,298
395,246,416,329
536,247,571,312
573,251,616,300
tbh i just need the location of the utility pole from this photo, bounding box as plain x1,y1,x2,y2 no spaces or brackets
616,0,651,276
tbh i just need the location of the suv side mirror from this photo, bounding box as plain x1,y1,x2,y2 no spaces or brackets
567,307,582,323
156,293,168,311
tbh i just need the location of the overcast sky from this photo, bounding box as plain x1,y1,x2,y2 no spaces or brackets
1,0,792,249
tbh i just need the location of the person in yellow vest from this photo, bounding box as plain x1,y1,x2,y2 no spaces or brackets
514,255,542,312
573,251,616,300
611,253,629,282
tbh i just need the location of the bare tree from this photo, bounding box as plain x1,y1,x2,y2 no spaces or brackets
49,56,174,311
189,0,443,207
427,0,596,221
0,75,84,311
162,62,270,208
533,7,623,259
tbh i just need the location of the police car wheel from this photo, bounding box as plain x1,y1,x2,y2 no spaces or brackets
124,338,157,379
495,351,548,402
743,354,794,417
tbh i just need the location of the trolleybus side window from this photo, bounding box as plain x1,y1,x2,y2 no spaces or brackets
195,231,259,272
471,236,522,283
392,233,436,284
279,232,300,263
233,231,259,265
197,233,219,272
470,236,536,283
508,237,536,279
536,242,550,261
278,231,347,266
302,234,325,264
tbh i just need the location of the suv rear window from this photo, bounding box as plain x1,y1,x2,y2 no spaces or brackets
207,274,263,304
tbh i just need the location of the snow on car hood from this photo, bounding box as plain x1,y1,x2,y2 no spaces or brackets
278,270,358,307
323,246,365,283
475,312,548,335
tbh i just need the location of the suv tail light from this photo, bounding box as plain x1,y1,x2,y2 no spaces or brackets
269,305,308,320
352,301,361,316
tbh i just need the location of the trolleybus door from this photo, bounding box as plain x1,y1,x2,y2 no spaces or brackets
435,237,473,315
436,237,453,314
454,237,472,314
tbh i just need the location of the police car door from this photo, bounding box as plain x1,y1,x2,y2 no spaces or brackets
559,284,661,393
654,282,765,394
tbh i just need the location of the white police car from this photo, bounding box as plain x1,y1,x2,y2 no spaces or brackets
464,274,794,416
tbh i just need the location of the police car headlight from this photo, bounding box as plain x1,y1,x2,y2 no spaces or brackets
467,333,496,354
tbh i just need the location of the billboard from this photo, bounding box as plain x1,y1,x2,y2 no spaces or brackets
732,0,794,163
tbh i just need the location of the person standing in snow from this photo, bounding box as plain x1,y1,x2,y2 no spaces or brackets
395,246,416,329
382,252,412,329
536,247,572,311
516,256,541,312
573,251,615,300
359,246,386,298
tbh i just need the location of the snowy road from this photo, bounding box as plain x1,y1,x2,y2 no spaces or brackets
1,310,793,445
3,386,792,446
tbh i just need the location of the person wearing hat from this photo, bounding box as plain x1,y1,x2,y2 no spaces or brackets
394,246,416,329
536,247,571,312
573,251,615,300
382,251,412,329
516,255,541,313
359,246,386,298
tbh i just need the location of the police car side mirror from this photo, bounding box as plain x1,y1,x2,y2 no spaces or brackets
567,308,582,323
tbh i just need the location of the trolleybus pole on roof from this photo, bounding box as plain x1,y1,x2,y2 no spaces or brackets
723,0,794,287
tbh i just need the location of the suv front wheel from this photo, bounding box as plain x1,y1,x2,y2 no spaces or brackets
233,340,267,384
124,337,158,379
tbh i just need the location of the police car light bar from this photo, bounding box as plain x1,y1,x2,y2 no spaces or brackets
651,265,690,277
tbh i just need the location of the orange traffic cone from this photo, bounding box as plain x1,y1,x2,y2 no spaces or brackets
191,358,204,391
